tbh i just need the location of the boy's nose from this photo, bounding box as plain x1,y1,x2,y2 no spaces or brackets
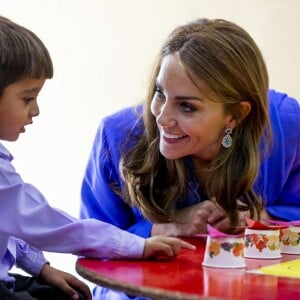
30,102,40,117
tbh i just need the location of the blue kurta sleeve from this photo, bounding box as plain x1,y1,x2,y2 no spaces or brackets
256,90,300,220
80,107,153,237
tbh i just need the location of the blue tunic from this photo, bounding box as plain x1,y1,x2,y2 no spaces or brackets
81,89,300,232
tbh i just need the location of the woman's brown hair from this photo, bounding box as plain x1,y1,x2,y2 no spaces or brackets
120,18,272,230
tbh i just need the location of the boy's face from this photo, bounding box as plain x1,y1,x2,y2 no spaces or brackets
0,77,45,141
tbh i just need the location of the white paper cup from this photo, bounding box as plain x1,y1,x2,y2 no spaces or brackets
244,228,281,259
280,226,300,254
202,236,246,268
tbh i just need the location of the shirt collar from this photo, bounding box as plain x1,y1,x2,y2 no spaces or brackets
0,143,14,161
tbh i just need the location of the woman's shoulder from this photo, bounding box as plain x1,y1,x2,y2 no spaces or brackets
268,89,300,113
268,89,300,131
101,105,143,127
97,105,144,144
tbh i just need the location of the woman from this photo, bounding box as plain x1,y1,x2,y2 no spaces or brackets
80,18,300,299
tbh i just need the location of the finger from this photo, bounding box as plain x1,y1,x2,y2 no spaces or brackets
209,217,230,232
200,199,217,211
195,210,210,233
179,240,196,251
239,211,250,224
155,243,175,257
165,238,196,251
57,281,80,300
63,277,92,300
157,237,181,255
193,219,209,234
155,237,196,256
207,209,226,224
163,237,196,254
196,209,210,219
69,279,92,300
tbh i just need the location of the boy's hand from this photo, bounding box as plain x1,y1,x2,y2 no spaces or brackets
39,264,92,300
142,236,196,258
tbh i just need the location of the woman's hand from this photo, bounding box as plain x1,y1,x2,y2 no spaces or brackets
151,198,251,236
39,264,92,300
152,200,218,236
174,200,217,235
208,208,250,233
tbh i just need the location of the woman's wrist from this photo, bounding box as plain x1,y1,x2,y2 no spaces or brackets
151,222,179,236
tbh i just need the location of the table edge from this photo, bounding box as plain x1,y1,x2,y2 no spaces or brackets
76,259,217,300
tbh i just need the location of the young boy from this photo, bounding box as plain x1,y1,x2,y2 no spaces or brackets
0,15,195,300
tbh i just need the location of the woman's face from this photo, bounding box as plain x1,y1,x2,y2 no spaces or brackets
151,54,235,162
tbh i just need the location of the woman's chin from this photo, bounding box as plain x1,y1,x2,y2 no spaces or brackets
160,150,183,160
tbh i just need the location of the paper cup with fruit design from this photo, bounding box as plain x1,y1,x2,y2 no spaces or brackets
202,225,245,268
244,228,281,259
280,226,300,254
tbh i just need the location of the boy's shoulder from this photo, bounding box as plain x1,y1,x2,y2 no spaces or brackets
0,143,13,161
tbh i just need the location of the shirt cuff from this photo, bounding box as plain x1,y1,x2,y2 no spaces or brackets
15,238,48,277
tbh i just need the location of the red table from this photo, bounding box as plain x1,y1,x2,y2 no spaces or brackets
76,237,300,299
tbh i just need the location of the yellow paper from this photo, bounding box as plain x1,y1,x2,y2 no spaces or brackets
255,259,300,278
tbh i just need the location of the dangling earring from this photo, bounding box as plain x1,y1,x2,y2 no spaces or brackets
222,128,233,148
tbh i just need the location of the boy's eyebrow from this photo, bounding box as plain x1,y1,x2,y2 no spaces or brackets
21,87,42,93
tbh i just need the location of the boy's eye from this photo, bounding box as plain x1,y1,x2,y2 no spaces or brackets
23,97,34,103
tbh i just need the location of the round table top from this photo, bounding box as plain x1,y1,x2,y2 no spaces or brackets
76,237,300,299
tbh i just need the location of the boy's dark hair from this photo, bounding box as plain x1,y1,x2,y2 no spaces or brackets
0,15,53,96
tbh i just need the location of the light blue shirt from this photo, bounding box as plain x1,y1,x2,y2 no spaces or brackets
0,143,145,287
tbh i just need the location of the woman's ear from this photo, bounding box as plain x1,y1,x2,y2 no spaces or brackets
234,101,251,124
237,101,252,124
225,101,251,129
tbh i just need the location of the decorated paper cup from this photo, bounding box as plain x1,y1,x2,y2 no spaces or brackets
202,236,246,268
280,226,300,254
244,228,281,259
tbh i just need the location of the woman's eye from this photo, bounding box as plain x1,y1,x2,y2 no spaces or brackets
154,88,165,100
180,102,196,112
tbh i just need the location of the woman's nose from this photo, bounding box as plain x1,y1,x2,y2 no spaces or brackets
156,104,176,128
